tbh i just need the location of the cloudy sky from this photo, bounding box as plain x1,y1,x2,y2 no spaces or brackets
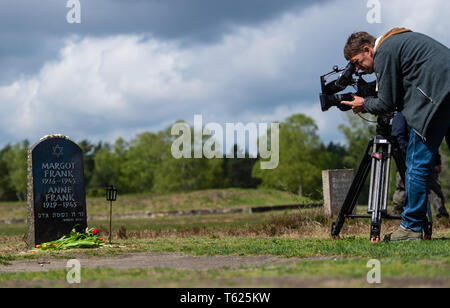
0,0,449,148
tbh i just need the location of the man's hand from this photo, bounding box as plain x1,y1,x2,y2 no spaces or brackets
435,165,443,174
341,94,365,114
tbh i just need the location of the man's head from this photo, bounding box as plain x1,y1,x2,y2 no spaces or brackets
344,32,376,74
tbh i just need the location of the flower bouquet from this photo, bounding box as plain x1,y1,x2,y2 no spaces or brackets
34,227,106,251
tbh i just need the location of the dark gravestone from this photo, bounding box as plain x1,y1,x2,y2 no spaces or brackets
322,169,354,217
27,135,87,248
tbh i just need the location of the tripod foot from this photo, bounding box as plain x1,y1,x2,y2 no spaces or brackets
423,222,432,241
370,236,380,243
331,222,341,240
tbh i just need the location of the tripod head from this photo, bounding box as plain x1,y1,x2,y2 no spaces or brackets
375,113,394,139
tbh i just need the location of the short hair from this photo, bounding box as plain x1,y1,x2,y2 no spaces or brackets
344,32,376,60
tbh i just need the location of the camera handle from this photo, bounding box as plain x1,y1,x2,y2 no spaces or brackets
330,133,433,242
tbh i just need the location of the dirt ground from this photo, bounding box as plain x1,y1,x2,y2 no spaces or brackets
1,252,449,288
0,252,302,273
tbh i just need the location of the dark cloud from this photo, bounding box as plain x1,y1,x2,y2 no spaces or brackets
1,0,328,39
0,0,329,82
6,0,445,147
89,0,327,41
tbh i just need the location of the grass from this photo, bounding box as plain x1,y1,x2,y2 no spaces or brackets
0,258,448,288
0,188,314,220
165,236,449,260
87,188,315,215
0,236,449,287
0,189,449,288
0,255,14,266
1,206,450,254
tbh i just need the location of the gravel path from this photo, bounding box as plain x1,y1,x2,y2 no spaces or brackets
0,252,301,273
2,253,448,288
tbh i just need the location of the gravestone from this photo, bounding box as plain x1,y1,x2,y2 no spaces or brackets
27,135,87,248
322,169,354,217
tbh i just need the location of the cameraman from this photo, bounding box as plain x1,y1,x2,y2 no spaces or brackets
341,28,450,241
391,112,449,219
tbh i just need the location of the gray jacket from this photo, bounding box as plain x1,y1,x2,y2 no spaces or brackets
363,32,450,140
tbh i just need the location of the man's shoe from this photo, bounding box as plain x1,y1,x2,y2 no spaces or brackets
383,227,422,242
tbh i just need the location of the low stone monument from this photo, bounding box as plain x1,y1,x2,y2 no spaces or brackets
27,135,87,248
322,169,354,217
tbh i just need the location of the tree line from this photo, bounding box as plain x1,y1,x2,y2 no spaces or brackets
1,113,448,202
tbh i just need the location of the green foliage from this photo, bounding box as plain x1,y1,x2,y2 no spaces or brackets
0,145,17,201
338,113,376,168
253,114,333,199
121,132,166,193
322,142,349,170
440,139,450,200
0,114,350,201
35,227,105,250
154,154,213,193
338,113,378,204
2,141,29,201
222,145,260,188
88,146,117,195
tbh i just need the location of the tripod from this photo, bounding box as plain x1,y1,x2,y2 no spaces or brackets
330,116,433,243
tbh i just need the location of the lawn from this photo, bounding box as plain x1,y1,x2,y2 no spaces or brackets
0,189,449,288
1,236,449,287
0,188,315,220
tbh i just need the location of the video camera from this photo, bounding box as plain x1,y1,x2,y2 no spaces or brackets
320,62,377,112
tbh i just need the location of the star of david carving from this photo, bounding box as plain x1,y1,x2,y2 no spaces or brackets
52,145,64,158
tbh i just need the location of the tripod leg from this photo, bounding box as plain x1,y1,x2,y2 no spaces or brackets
368,139,395,243
423,201,433,240
423,221,433,240
382,144,392,213
331,138,374,239
370,150,384,243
